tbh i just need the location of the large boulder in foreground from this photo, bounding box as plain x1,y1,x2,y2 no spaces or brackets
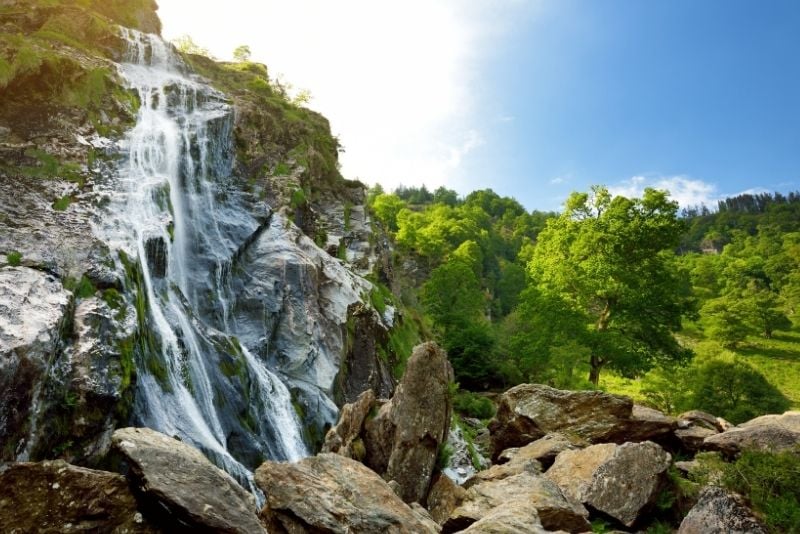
111,427,263,534
546,441,671,527
255,453,436,533
678,486,767,534
324,341,454,503
459,501,548,534
703,411,800,456
443,472,590,533
487,384,674,458
0,460,158,533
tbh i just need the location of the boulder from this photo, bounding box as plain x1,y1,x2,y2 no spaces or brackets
459,501,547,534
738,411,800,432
0,266,72,460
678,486,767,534
487,384,674,458
111,427,263,534
497,432,578,470
322,388,376,460
0,460,158,533
427,474,468,526
255,453,436,533
678,410,725,432
546,441,671,527
703,422,800,457
444,472,590,533
676,426,718,451
324,341,454,503
462,456,541,489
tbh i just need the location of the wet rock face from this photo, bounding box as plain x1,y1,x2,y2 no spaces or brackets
0,267,72,460
111,427,264,534
678,486,767,534
336,302,395,404
487,384,675,459
546,441,672,527
255,453,436,533
229,212,373,437
0,460,159,533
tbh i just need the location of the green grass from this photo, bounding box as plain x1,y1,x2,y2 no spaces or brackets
601,328,800,411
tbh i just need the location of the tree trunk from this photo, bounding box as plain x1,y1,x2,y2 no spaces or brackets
588,354,603,386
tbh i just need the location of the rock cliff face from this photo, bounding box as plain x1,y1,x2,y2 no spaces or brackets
0,0,404,487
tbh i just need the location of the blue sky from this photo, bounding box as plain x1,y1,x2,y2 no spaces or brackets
462,0,800,210
159,0,800,211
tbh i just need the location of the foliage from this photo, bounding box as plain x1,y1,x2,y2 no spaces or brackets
6,251,22,266
685,358,790,424
722,449,800,533
453,390,495,420
232,44,251,62
173,35,211,57
370,193,406,232
528,186,695,384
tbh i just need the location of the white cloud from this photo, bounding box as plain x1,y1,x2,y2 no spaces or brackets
156,0,528,191
549,174,570,185
609,175,719,208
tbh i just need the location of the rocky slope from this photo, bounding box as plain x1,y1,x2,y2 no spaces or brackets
0,0,407,483
3,355,794,532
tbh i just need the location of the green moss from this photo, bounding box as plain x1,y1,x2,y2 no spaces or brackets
52,195,72,211
274,161,290,176
343,202,352,231
6,251,22,266
290,187,307,209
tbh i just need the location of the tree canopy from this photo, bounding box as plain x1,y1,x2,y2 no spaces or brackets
528,186,695,384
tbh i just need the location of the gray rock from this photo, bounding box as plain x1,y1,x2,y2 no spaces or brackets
499,432,578,470
678,410,725,432
255,453,436,533
444,472,590,533
488,384,674,459
738,411,800,432
427,474,467,526
459,501,547,534
703,422,800,456
678,486,767,534
112,427,263,534
0,267,72,460
546,441,671,527
0,460,159,533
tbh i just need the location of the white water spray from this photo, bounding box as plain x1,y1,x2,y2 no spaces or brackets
102,28,307,491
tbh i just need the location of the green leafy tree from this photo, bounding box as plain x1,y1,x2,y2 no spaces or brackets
233,44,252,62
528,186,695,385
173,35,211,57
686,359,791,424
370,193,406,232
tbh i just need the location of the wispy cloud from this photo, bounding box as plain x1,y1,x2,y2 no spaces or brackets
158,0,529,191
549,174,571,185
609,175,719,208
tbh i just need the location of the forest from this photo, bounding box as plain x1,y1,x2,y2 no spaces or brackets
369,185,800,425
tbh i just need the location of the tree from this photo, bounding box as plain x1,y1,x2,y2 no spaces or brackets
528,186,695,385
686,359,790,424
233,44,252,62
173,35,211,57
370,193,406,232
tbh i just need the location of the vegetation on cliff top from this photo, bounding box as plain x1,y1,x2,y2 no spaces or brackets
368,185,800,423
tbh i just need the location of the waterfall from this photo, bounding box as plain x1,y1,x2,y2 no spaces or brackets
102,28,308,492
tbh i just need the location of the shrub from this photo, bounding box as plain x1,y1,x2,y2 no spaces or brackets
453,390,495,420
722,449,800,533
6,251,22,266
686,359,790,424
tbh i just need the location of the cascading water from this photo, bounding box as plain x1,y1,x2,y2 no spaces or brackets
101,28,307,492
